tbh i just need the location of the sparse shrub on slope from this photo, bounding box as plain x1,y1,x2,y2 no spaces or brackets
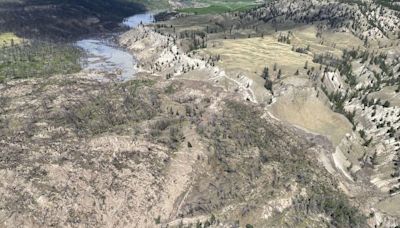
61,80,159,135
176,100,367,227
0,41,82,83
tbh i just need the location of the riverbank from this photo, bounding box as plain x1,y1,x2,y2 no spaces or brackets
119,25,258,102
76,12,154,81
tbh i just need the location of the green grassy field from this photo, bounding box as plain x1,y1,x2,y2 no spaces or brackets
128,0,169,10
177,0,260,14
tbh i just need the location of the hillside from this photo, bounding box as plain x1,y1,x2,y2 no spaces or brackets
0,66,367,227
0,0,146,40
119,0,400,225
0,0,400,227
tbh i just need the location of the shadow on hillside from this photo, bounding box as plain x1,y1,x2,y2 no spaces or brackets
0,0,147,40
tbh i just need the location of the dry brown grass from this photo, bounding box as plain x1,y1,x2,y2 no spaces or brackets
0,32,22,46
199,26,357,145
369,86,400,107
204,36,317,78
290,26,363,58
269,88,352,146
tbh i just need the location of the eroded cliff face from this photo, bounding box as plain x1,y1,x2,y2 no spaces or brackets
0,0,146,40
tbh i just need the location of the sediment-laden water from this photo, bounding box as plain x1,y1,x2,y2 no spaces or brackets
76,12,154,80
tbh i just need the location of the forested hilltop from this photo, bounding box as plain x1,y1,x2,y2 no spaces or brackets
0,0,146,40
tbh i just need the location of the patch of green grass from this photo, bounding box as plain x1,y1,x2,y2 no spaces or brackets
128,0,170,10
178,1,260,14
376,0,400,11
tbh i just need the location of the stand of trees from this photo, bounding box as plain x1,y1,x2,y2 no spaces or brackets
0,0,146,40
0,40,82,83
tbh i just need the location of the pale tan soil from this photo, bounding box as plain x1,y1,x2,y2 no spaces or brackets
376,194,400,217
0,70,237,227
369,86,400,107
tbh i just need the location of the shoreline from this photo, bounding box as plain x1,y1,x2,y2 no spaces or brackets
76,12,155,81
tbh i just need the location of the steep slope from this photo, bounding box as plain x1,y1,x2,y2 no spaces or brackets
0,70,366,227
120,0,400,225
0,0,399,227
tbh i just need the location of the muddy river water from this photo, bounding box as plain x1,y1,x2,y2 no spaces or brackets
76,12,154,80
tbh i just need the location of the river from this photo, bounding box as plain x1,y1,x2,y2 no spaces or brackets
76,12,154,80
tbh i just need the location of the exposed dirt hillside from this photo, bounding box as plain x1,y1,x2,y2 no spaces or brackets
119,0,400,225
0,67,368,227
1,0,399,227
